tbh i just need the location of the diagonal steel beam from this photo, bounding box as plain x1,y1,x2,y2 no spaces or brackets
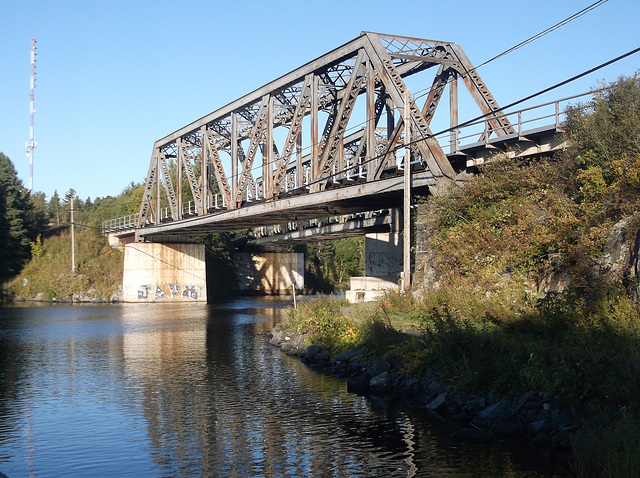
313,50,368,192
203,128,232,208
234,95,269,207
448,44,515,139
272,74,313,196
364,33,456,179
178,138,203,213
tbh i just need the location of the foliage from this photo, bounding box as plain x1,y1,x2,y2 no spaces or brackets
294,237,364,292
282,73,640,472
572,413,640,478
7,227,123,299
0,153,47,285
286,296,358,353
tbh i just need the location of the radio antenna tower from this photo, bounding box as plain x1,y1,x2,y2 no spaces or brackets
26,38,37,194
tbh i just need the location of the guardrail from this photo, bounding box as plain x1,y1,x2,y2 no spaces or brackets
101,213,138,233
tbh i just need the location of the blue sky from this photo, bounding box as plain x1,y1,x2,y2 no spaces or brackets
1,0,638,202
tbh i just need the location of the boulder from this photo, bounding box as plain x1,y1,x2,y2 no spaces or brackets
472,398,511,427
334,346,366,362
427,392,448,410
304,344,323,362
369,371,390,394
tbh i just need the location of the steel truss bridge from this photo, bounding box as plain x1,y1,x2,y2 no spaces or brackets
103,32,570,243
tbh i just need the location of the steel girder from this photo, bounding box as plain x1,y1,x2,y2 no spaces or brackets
137,32,513,228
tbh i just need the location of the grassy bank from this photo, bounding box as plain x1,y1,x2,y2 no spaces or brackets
7,228,123,301
285,291,640,476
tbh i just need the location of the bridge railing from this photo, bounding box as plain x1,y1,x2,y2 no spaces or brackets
101,213,139,233
435,91,591,153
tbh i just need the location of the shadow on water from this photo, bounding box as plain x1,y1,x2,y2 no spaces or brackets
0,299,567,477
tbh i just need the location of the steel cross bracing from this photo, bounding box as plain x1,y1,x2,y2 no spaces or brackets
136,32,515,238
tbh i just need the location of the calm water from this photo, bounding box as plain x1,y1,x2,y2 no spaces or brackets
0,299,563,477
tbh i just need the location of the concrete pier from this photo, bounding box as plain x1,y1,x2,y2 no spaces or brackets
122,243,207,302
346,232,402,302
236,252,304,294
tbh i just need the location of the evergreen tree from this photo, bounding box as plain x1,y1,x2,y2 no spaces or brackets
0,153,35,283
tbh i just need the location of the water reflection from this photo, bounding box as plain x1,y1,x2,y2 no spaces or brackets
0,300,562,477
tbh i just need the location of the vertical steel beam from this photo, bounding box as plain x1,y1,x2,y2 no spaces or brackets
176,138,183,220
155,151,161,224
200,126,208,214
311,74,319,184
450,72,458,154
402,89,411,292
366,59,376,181
231,112,238,206
265,96,274,198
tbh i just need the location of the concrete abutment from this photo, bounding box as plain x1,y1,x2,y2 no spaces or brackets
122,243,304,303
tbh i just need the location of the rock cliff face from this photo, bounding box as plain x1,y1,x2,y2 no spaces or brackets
413,200,640,298
597,217,640,298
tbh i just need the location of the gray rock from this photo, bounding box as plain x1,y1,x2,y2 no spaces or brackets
530,419,548,435
334,346,366,362
428,380,442,393
369,371,390,394
427,392,448,410
472,398,511,427
365,356,390,377
304,344,323,362
269,330,284,346
513,391,536,413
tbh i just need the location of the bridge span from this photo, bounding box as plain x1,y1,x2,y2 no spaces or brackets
104,32,573,302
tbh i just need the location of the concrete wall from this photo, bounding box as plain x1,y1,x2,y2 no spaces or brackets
235,252,304,294
345,276,398,303
123,243,207,302
346,232,403,303
364,232,403,281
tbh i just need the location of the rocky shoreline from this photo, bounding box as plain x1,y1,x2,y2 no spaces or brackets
268,326,578,465
10,285,123,304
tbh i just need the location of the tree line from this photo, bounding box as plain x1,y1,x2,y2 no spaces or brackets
0,150,364,293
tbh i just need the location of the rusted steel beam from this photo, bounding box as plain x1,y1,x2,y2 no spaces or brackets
203,129,232,207
448,44,515,139
314,50,368,192
137,32,515,234
273,74,313,195
234,95,269,207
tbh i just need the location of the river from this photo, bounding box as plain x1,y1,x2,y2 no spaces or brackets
0,298,565,477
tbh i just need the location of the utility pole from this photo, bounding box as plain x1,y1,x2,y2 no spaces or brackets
70,196,76,273
26,38,37,194
402,89,411,293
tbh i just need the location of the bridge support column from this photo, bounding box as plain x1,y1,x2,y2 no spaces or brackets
122,243,207,302
235,252,304,295
347,232,402,303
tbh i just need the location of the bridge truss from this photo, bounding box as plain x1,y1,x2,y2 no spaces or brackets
135,32,517,240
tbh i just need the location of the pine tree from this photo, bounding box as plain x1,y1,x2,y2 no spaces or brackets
0,153,35,283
